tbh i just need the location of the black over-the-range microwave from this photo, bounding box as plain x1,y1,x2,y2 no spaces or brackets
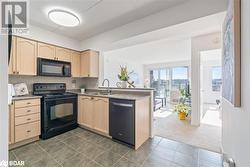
37,58,71,77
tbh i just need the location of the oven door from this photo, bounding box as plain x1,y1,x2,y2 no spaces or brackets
42,96,77,138
38,58,71,77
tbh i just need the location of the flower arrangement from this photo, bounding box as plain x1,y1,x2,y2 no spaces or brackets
118,65,133,81
174,103,190,120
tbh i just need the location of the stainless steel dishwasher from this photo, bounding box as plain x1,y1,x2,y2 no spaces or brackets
109,98,135,147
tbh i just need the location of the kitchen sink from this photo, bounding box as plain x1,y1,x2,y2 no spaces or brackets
86,91,114,96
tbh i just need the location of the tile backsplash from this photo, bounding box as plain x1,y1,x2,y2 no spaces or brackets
9,75,99,92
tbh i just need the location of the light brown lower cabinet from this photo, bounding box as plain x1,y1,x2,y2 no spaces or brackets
93,97,109,134
78,96,94,129
78,96,109,135
78,95,150,150
9,105,15,145
9,98,41,149
15,121,40,143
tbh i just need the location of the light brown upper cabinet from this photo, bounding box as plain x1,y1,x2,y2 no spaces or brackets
71,51,81,77
15,37,37,75
37,42,56,60
80,50,99,78
55,47,71,62
8,36,16,75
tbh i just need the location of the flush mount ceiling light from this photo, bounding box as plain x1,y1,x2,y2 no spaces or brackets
48,9,80,27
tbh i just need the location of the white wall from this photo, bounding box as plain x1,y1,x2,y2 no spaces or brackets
19,25,82,51
103,38,191,87
222,0,250,166
80,0,227,51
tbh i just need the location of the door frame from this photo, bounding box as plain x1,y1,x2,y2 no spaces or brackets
191,32,221,126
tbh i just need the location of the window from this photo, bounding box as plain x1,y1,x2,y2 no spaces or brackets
212,66,222,92
172,67,189,90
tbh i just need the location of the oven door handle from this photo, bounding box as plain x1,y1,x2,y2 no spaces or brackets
44,96,76,102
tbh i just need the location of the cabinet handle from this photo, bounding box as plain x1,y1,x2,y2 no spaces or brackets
17,71,19,74
27,118,31,121
27,110,31,112
81,98,89,100
88,74,90,77
91,97,94,100
27,102,31,105
27,130,31,133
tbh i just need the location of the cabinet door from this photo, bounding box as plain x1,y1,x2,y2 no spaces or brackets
37,42,55,60
9,104,14,144
93,97,109,134
80,50,99,77
78,96,94,128
71,51,81,77
8,36,16,75
89,51,99,78
16,37,37,75
56,47,71,62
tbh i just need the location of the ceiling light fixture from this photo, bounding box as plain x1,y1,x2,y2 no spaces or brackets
48,9,80,27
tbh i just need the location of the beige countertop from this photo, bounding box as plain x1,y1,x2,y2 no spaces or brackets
12,90,150,101
68,90,150,100
12,95,42,101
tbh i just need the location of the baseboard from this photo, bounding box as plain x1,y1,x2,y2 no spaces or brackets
9,136,39,150
78,125,111,138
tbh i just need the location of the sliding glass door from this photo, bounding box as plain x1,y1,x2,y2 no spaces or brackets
150,66,189,104
150,69,170,97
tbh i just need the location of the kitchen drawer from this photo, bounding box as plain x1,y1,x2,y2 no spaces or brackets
15,113,40,126
15,99,40,108
15,105,40,117
15,121,40,143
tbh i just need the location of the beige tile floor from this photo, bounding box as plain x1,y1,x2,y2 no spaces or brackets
154,108,222,153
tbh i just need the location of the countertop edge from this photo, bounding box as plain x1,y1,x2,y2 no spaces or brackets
74,93,150,100
12,95,42,101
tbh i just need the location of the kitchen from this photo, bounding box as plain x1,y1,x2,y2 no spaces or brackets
8,34,153,148
7,32,155,166
2,1,229,167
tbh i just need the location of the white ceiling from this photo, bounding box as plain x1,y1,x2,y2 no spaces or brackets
29,0,189,41
105,12,226,51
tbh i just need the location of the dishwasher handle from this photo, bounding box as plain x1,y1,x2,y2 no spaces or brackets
111,102,133,108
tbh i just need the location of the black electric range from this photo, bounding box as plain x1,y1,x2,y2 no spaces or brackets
33,83,77,139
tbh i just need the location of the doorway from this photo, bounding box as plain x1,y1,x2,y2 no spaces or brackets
200,49,222,127
150,66,190,114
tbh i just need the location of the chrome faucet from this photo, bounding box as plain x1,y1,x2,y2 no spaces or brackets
102,79,111,94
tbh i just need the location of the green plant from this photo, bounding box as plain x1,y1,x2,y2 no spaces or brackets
179,88,186,97
174,103,190,115
118,65,133,81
